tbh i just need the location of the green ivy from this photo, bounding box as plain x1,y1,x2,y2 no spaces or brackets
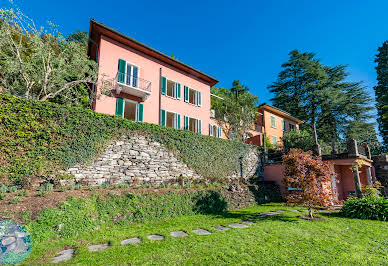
0,93,261,186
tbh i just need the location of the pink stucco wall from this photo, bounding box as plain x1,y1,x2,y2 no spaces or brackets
94,35,212,134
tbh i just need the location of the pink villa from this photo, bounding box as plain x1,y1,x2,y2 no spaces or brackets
88,20,223,137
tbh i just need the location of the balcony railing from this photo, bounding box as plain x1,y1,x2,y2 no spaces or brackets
114,72,152,100
116,72,151,93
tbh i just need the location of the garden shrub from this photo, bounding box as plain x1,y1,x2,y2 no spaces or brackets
0,93,260,186
26,190,230,242
341,196,388,221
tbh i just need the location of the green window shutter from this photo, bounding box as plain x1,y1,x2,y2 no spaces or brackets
161,109,166,126
118,59,126,83
161,77,167,95
197,91,201,106
176,83,181,99
218,127,222,138
177,114,181,129
271,116,276,128
183,116,189,130
136,103,144,122
184,86,189,102
197,120,202,134
209,124,213,136
115,98,124,117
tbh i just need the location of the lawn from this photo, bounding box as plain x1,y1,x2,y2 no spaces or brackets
23,204,388,265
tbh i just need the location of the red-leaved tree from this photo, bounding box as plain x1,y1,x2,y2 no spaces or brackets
282,149,336,218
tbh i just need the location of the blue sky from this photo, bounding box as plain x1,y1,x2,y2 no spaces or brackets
4,0,388,105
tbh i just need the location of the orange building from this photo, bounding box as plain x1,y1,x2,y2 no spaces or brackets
246,103,303,147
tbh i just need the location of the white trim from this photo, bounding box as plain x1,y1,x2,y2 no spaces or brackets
122,98,138,121
164,109,180,129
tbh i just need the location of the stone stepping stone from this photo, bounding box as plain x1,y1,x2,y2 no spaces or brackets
192,229,211,235
289,209,300,212
241,220,254,225
319,210,331,214
228,223,248,228
275,210,287,213
214,225,230,231
121,237,141,245
147,234,164,241
52,249,74,263
88,243,109,252
170,231,188,237
261,212,278,216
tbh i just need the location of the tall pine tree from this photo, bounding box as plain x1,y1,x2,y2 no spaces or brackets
374,41,388,150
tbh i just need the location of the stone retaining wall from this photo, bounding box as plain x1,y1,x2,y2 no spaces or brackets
66,134,260,186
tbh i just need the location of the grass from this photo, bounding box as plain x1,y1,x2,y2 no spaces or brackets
23,204,388,265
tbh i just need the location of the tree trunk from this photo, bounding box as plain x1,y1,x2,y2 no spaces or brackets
308,209,313,219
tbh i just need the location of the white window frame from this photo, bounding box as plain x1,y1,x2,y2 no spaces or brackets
122,99,138,121
282,120,286,132
272,136,277,145
165,78,179,99
209,124,222,138
186,116,201,133
186,87,201,106
120,61,139,88
165,110,180,129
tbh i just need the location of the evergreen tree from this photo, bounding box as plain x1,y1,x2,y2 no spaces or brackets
270,50,377,153
374,41,388,150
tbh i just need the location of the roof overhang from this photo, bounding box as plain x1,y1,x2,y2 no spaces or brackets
88,20,219,87
258,103,303,124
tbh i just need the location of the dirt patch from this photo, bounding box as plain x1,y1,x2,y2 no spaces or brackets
298,214,327,221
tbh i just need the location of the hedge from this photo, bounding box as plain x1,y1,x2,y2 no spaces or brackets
341,196,388,221
0,93,261,186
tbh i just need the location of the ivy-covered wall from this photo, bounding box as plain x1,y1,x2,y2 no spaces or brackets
0,94,262,187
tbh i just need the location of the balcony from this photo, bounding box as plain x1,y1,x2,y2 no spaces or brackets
115,72,151,100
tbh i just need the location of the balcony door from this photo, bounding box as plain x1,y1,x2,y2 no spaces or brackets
125,64,139,88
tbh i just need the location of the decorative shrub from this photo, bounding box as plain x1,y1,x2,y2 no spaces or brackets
0,93,260,186
341,196,388,221
282,149,336,218
282,129,314,152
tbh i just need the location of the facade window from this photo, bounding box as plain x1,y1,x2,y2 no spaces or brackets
115,98,143,122
160,110,181,129
209,124,222,138
282,120,286,132
272,136,277,146
184,116,201,133
270,116,276,128
117,59,139,88
161,77,181,99
289,123,295,131
184,86,201,106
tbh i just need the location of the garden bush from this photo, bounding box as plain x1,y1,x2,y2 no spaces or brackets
341,196,388,221
0,93,260,186
26,190,229,242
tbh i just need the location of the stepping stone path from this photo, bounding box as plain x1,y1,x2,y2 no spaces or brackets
88,243,109,252
228,223,248,228
242,220,254,225
50,208,312,262
214,225,230,231
170,231,188,237
319,210,331,214
192,229,211,235
147,234,164,241
121,237,141,245
52,249,74,263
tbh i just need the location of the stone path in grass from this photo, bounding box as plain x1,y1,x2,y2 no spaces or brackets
51,208,308,263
